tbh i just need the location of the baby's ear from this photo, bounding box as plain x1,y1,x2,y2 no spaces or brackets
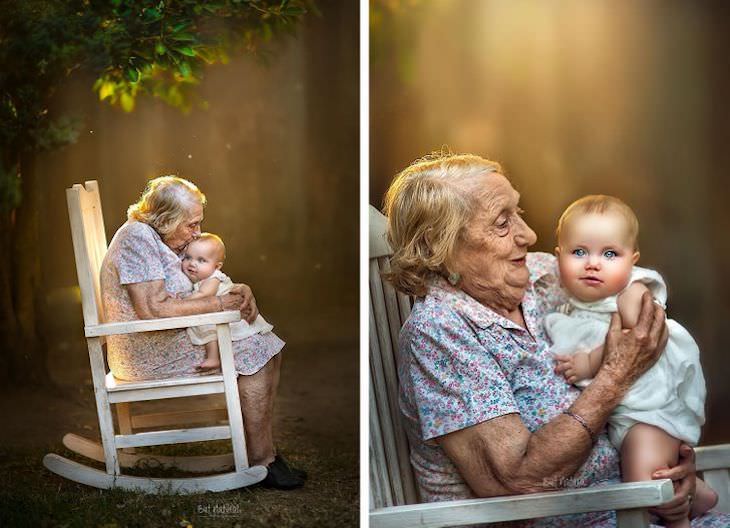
216,261,223,270
632,251,640,264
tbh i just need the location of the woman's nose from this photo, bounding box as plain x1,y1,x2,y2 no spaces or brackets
515,217,537,247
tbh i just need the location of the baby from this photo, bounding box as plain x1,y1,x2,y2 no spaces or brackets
546,195,716,527
182,233,274,370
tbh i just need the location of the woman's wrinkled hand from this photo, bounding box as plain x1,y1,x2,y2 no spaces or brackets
227,283,259,323
650,443,696,521
600,292,668,388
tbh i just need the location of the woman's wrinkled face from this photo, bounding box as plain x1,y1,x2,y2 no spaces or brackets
556,212,639,302
452,173,537,311
163,201,203,253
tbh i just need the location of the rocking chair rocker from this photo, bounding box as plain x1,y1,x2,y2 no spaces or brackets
43,180,266,493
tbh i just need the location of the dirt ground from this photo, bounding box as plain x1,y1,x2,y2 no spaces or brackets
0,341,359,527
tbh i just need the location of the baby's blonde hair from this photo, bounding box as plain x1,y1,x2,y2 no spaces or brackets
556,195,639,250
128,176,206,236
191,232,226,263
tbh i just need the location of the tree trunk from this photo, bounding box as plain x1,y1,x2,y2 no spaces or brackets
10,152,50,385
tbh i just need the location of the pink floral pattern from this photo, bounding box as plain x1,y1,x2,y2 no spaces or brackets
397,252,728,526
100,221,284,380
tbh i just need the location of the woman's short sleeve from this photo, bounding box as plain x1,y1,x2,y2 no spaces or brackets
404,304,519,441
115,223,165,285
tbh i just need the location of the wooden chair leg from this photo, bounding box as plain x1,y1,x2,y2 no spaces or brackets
116,402,136,454
217,323,249,472
616,508,650,528
88,337,120,475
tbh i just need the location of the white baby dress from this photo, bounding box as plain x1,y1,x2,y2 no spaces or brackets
187,269,274,345
544,266,706,449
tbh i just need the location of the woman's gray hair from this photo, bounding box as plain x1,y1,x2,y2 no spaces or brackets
127,176,206,236
383,153,503,297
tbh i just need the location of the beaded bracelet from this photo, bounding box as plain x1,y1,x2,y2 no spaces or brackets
563,410,598,444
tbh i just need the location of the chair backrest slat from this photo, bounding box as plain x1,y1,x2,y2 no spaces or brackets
369,206,420,509
66,181,107,328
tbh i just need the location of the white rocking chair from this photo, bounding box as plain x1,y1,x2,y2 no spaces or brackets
43,180,267,493
369,205,730,527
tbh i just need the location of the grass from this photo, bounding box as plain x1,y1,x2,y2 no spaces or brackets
0,442,358,528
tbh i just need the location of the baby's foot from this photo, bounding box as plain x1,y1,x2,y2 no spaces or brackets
691,486,719,518
196,357,221,371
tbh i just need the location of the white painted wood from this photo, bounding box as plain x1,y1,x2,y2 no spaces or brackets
369,296,404,506
63,434,235,473
703,469,730,514
115,425,231,449
696,445,730,471
87,337,120,475
107,382,225,404
43,454,266,493
370,369,394,508
370,480,673,528
130,408,229,429
373,256,419,505
616,508,650,528
369,205,391,258
116,402,135,454
105,372,224,392
86,311,241,337
216,323,249,471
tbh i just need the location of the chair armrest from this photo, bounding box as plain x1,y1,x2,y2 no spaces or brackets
696,444,730,472
85,311,241,337
369,479,673,528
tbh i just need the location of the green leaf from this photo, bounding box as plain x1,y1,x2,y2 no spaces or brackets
120,92,135,112
155,42,167,55
174,46,195,57
178,61,191,78
125,68,140,83
98,82,115,101
171,33,196,42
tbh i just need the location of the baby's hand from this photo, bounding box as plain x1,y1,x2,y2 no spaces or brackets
553,351,592,384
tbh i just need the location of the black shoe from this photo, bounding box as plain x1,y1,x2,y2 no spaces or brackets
261,456,305,490
275,454,308,481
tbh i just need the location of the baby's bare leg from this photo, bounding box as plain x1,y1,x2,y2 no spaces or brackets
692,478,718,517
621,424,688,528
198,341,221,370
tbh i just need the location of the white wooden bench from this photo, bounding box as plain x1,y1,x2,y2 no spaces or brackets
369,204,730,527
43,180,267,493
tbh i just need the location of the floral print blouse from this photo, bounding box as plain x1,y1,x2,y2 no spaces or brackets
397,252,728,527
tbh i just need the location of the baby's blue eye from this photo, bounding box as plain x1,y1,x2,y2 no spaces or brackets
604,250,617,259
572,248,586,257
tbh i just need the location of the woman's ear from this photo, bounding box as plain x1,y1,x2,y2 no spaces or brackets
554,246,561,257
632,251,640,264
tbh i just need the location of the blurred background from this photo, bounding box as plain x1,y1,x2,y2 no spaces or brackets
371,0,730,443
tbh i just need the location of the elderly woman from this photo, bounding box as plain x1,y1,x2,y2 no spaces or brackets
100,176,304,489
384,153,728,526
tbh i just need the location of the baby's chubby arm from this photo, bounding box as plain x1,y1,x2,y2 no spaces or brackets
617,281,651,329
554,345,604,383
186,278,221,300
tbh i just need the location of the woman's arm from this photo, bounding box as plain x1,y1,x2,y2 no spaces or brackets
438,293,667,497
126,279,239,319
186,278,221,300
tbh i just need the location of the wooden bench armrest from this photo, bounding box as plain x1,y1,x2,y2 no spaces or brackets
369,479,673,528
85,311,242,337
696,444,730,471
